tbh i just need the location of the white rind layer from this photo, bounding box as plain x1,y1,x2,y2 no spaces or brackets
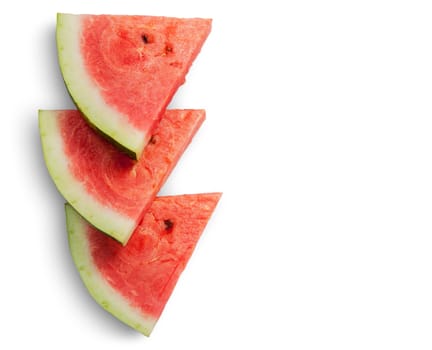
56,13,146,159
66,204,157,336
38,110,135,244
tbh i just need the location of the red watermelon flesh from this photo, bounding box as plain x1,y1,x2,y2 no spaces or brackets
66,193,222,336
39,109,205,245
57,13,212,159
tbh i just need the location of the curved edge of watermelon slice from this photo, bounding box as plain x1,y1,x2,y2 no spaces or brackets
56,13,146,159
38,110,136,244
65,204,158,336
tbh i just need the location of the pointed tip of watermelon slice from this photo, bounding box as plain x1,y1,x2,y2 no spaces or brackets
65,203,157,336
38,109,138,245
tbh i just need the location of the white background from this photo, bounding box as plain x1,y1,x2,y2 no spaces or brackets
2,0,432,348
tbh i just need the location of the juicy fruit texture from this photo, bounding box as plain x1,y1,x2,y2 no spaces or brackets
66,193,222,336
39,109,205,245
57,13,212,159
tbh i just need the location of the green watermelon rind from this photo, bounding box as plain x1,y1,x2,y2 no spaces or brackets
38,110,136,244
56,13,146,160
65,204,157,336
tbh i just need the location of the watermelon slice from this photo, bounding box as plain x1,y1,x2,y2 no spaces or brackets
56,13,212,159
66,193,221,336
39,109,205,245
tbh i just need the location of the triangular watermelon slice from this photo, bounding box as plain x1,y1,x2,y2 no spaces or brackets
39,109,205,245
66,193,221,336
56,13,212,159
